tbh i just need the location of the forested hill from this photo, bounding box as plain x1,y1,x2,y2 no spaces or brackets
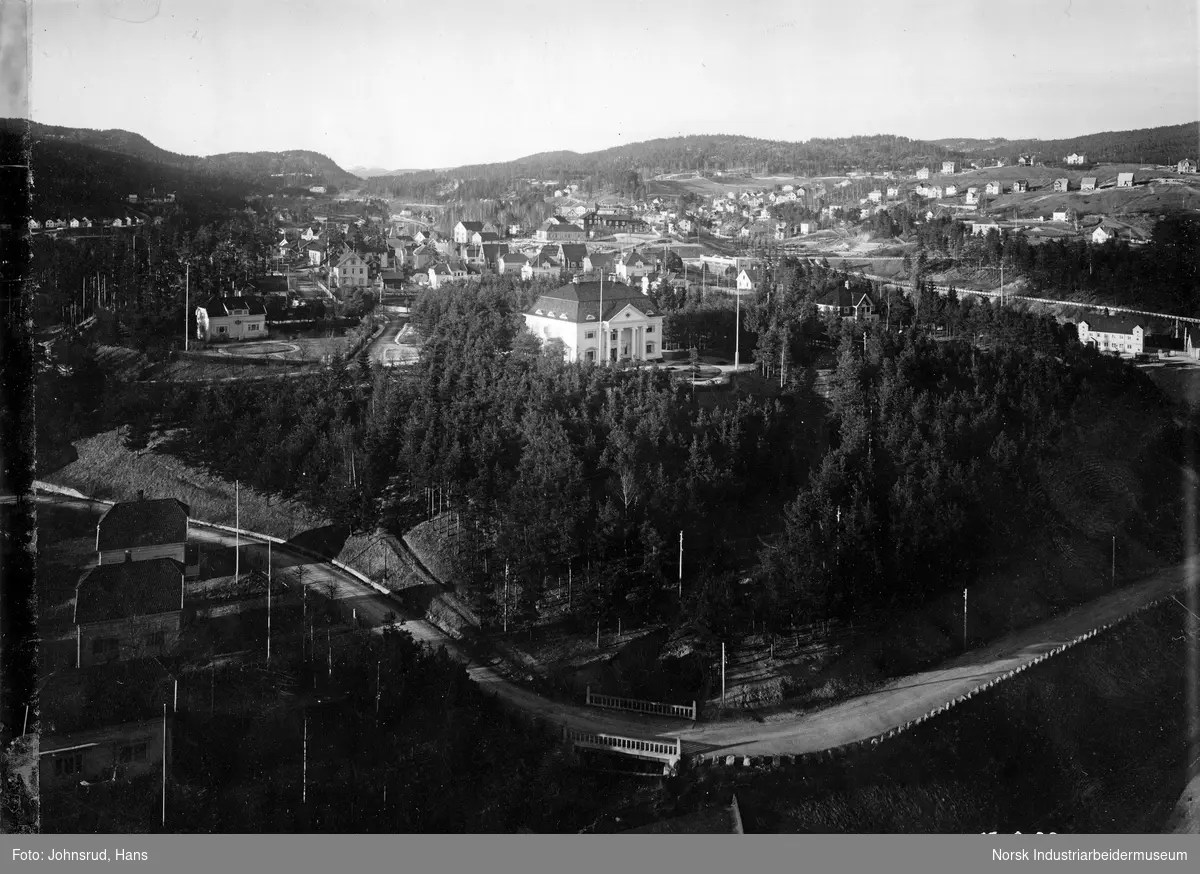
0,119,360,197
453,134,961,180
933,121,1199,165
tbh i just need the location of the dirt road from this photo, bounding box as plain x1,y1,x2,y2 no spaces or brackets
36,491,1197,759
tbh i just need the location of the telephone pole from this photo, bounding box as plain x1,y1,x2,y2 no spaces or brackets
678,530,683,598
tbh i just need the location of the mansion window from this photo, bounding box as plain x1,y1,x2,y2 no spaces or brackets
585,331,595,339
646,343,655,354
645,326,654,333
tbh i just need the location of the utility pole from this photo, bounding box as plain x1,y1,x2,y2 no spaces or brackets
1112,534,1116,586
678,530,683,598
734,280,741,373
503,561,509,633
184,263,189,351
161,702,167,827
963,588,968,650
234,480,240,582
267,539,272,662
721,642,726,710
302,715,308,804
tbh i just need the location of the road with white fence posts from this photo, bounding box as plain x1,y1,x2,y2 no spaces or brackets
34,486,1198,763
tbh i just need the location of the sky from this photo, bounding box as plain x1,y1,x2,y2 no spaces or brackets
16,0,1200,170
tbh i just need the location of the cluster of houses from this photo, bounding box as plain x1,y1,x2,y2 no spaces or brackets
28,215,162,232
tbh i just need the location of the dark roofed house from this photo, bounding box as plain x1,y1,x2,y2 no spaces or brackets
558,243,588,270
97,494,189,567
1077,314,1145,355
815,285,879,321
453,221,484,244
584,251,618,274
195,296,268,342
75,558,184,667
40,662,175,794
481,242,509,269
498,252,528,274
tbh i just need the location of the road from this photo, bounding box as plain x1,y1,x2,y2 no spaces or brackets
35,492,1197,759
364,316,421,367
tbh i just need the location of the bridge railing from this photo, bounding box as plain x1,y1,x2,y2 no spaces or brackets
585,686,697,721
562,727,682,762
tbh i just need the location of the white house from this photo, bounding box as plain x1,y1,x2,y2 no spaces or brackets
886,186,900,198
1052,209,1073,223
1053,178,1070,193
1178,158,1197,174
523,280,664,364
615,250,656,284
941,161,957,174
798,221,817,235
944,185,958,197
867,190,883,203
1066,153,1087,165
965,187,979,205
1116,173,1134,188
915,167,931,179
1081,177,1097,192
498,252,528,275
1091,225,1115,244
195,297,267,342
332,251,371,288
1077,315,1144,355
736,267,762,293
985,181,1002,196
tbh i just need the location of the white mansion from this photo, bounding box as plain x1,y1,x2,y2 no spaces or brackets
523,280,664,364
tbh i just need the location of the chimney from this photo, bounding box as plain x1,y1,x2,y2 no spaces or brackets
138,490,145,501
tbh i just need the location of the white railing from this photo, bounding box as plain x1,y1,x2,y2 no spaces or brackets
585,686,696,721
562,727,682,763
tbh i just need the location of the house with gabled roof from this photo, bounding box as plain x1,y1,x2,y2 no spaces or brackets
557,243,587,270
1178,158,1197,174
1078,314,1145,355
1053,178,1070,192
537,219,586,243
1081,177,1097,193
1011,179,1028,193
74,558,184,667
481,242,509,270
815,285,879,321
498,252,528,275
523,250,562,280
1066,153,1087,165
453,221,484,245
1116,172,1134,188
97,492,189,568
615,249,656,284
523,280,663,364
584,250,618,275
195,296,267,342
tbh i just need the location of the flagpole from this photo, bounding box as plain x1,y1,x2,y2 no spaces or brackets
267,539,272,662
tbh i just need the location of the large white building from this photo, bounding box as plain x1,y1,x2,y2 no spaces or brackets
1077,315,1144,355
522,280,664,364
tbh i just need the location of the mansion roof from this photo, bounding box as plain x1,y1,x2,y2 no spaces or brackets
525,281,660,324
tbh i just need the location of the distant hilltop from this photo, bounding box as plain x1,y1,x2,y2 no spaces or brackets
349,166,426,178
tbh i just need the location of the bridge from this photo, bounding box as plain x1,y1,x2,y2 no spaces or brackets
562,727,683,775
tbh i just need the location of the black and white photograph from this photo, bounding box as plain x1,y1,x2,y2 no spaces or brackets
1,0,1199,856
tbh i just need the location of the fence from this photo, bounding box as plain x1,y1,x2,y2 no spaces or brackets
585,686,696,721
562,727,682,764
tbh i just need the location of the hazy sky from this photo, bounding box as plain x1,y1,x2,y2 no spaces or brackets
23,0,1200,170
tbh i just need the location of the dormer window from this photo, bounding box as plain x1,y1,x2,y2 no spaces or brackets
585,314,595,321
535,309,544,315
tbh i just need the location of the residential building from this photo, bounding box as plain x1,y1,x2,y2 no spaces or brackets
195,296,267,342
615,249,656,284
1081,177,1097,192
1011,180,1028,193
331,251,371,288
453,221,484,244
867,190,882,203
557,243,588,271
74,558,184,667
965,187,979,205
583,251,618,276
814,285,880,321
537,220,587,243
409,245,435,270
1077,315,1144,355
1066,153,1087,165
39,663,174,793
1052,209,1073,223
1018,154,1034,166
985,181,1002,196
915,167,931,179
523,280,664,364
498,252,528,275
96,493,190,568
480,242,509,270
581,206,648,236
798,221,817,235
944,185,958,197
428,260,469,289
1178,158,1197,174
523,251,561,280
1053,177,1070,192
886,186,900,198
736,267,762,293
941,161,957,174
1116,172,1134,188
970,218,1000,236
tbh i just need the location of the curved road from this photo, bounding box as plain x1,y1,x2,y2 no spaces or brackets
38,492,1197,759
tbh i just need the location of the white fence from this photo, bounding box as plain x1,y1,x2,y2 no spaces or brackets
585,686,696,721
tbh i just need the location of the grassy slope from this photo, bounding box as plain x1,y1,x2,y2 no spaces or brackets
42,429,330,540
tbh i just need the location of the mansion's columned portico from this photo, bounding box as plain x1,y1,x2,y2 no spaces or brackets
523,280,664,364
